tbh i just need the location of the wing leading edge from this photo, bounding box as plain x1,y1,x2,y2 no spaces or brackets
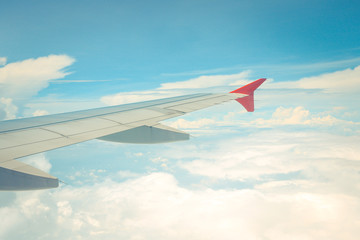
0,78,266,190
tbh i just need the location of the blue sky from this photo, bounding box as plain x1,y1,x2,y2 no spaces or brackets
1,0,360,239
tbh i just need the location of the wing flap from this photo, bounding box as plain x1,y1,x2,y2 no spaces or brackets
0,160,58,190
98,123,189,144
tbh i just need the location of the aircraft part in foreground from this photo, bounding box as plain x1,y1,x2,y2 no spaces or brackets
0,78,266,190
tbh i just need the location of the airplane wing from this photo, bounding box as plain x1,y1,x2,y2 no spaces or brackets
0,78,266,190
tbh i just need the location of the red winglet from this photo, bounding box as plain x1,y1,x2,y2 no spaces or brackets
230,78,266,112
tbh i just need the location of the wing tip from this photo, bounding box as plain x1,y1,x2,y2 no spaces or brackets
230,78,267,112
230,78,266,94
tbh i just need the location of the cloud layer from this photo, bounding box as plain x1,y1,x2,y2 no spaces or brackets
2,156,360,240
1,60,360,239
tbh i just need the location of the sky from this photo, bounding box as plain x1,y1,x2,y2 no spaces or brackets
0,0,360,239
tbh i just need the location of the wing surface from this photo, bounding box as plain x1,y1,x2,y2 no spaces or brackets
0,78,266,190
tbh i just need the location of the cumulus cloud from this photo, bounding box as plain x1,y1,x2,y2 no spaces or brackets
251,106,360,128
21,153,52,173
0,97,18,120
250,106,360,128
0,55,75,119
0,55,75,98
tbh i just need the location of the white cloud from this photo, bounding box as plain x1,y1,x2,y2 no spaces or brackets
267,65,360,93
1,170,360,240
179,135,303,181
173,130,360,185
0,57,6,66
168,118,217,129
32,109,49,116
252,106,360,128
117,170,141,179
0,55,75,119
159,71,251,90
21,153,52,173
297,65,360,92
101,71,252,106
0,55,75,98
166,106,359,133
0,97,18,120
